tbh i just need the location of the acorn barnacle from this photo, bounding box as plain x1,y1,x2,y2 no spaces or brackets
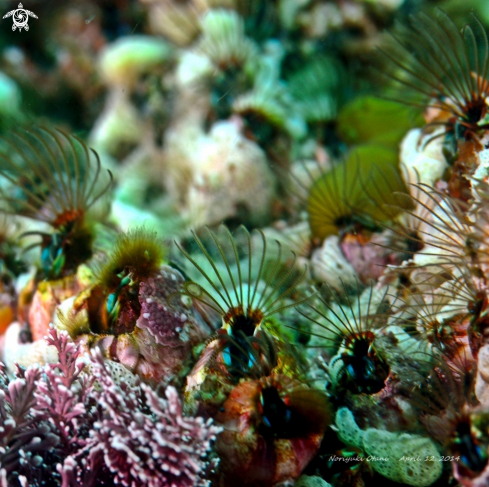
177,225,311,335
305,146,408,242
58,227,194,384
0,126,113,279
377,10,489,200
378,10,489,139
177,225,312,392
300,281,391,395
215,373,331,486
84,227,168,337
405,352,487,482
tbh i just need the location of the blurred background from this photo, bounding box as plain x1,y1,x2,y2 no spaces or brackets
0,0,484,236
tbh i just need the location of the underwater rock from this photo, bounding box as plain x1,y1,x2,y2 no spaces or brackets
336,408,442,486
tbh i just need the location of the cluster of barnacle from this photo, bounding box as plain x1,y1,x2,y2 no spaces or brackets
6,3,489,487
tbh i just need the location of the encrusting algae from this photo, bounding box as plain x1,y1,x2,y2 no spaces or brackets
4,1,489,487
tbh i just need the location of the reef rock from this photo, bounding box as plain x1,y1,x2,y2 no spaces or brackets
335,407,442,487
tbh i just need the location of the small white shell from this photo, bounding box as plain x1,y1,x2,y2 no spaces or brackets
310,235,357,289
2,322,58,371
400,128,447,186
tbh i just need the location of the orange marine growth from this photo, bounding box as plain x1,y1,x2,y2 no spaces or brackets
215,374,331,486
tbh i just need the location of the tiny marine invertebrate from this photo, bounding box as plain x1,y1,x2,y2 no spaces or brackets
0,126,112,279
177,225,310,369
379,10,489,139
202,326,283,385
60,228,197,383
84,227,167,336
398,264,488,361
378,10,489,200
179,225,313,417
288,56,343,127
232,84,294,161
405,352,488,484
394,283,468,360
387,183,486,272
300,281,390,395
305,146,408,241
198,9,257,123
93,227,168,334
215,373,331,486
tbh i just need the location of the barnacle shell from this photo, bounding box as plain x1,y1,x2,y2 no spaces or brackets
310,235,357,287
400,128,447,186
28,273,84,342
184,338,234,416
339,231,395,283
165,120,276,227
98,35,172,88
2,322,58,370
475,344,489,406
59,265,202,385
215,375,327,486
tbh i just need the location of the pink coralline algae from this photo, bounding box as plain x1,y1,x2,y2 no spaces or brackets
133,265,203,383
137,266,191,346
0,328,220,487
83,349,222,487
0,363,58,486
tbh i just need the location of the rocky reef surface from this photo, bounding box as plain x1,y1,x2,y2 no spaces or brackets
2,1,489,487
